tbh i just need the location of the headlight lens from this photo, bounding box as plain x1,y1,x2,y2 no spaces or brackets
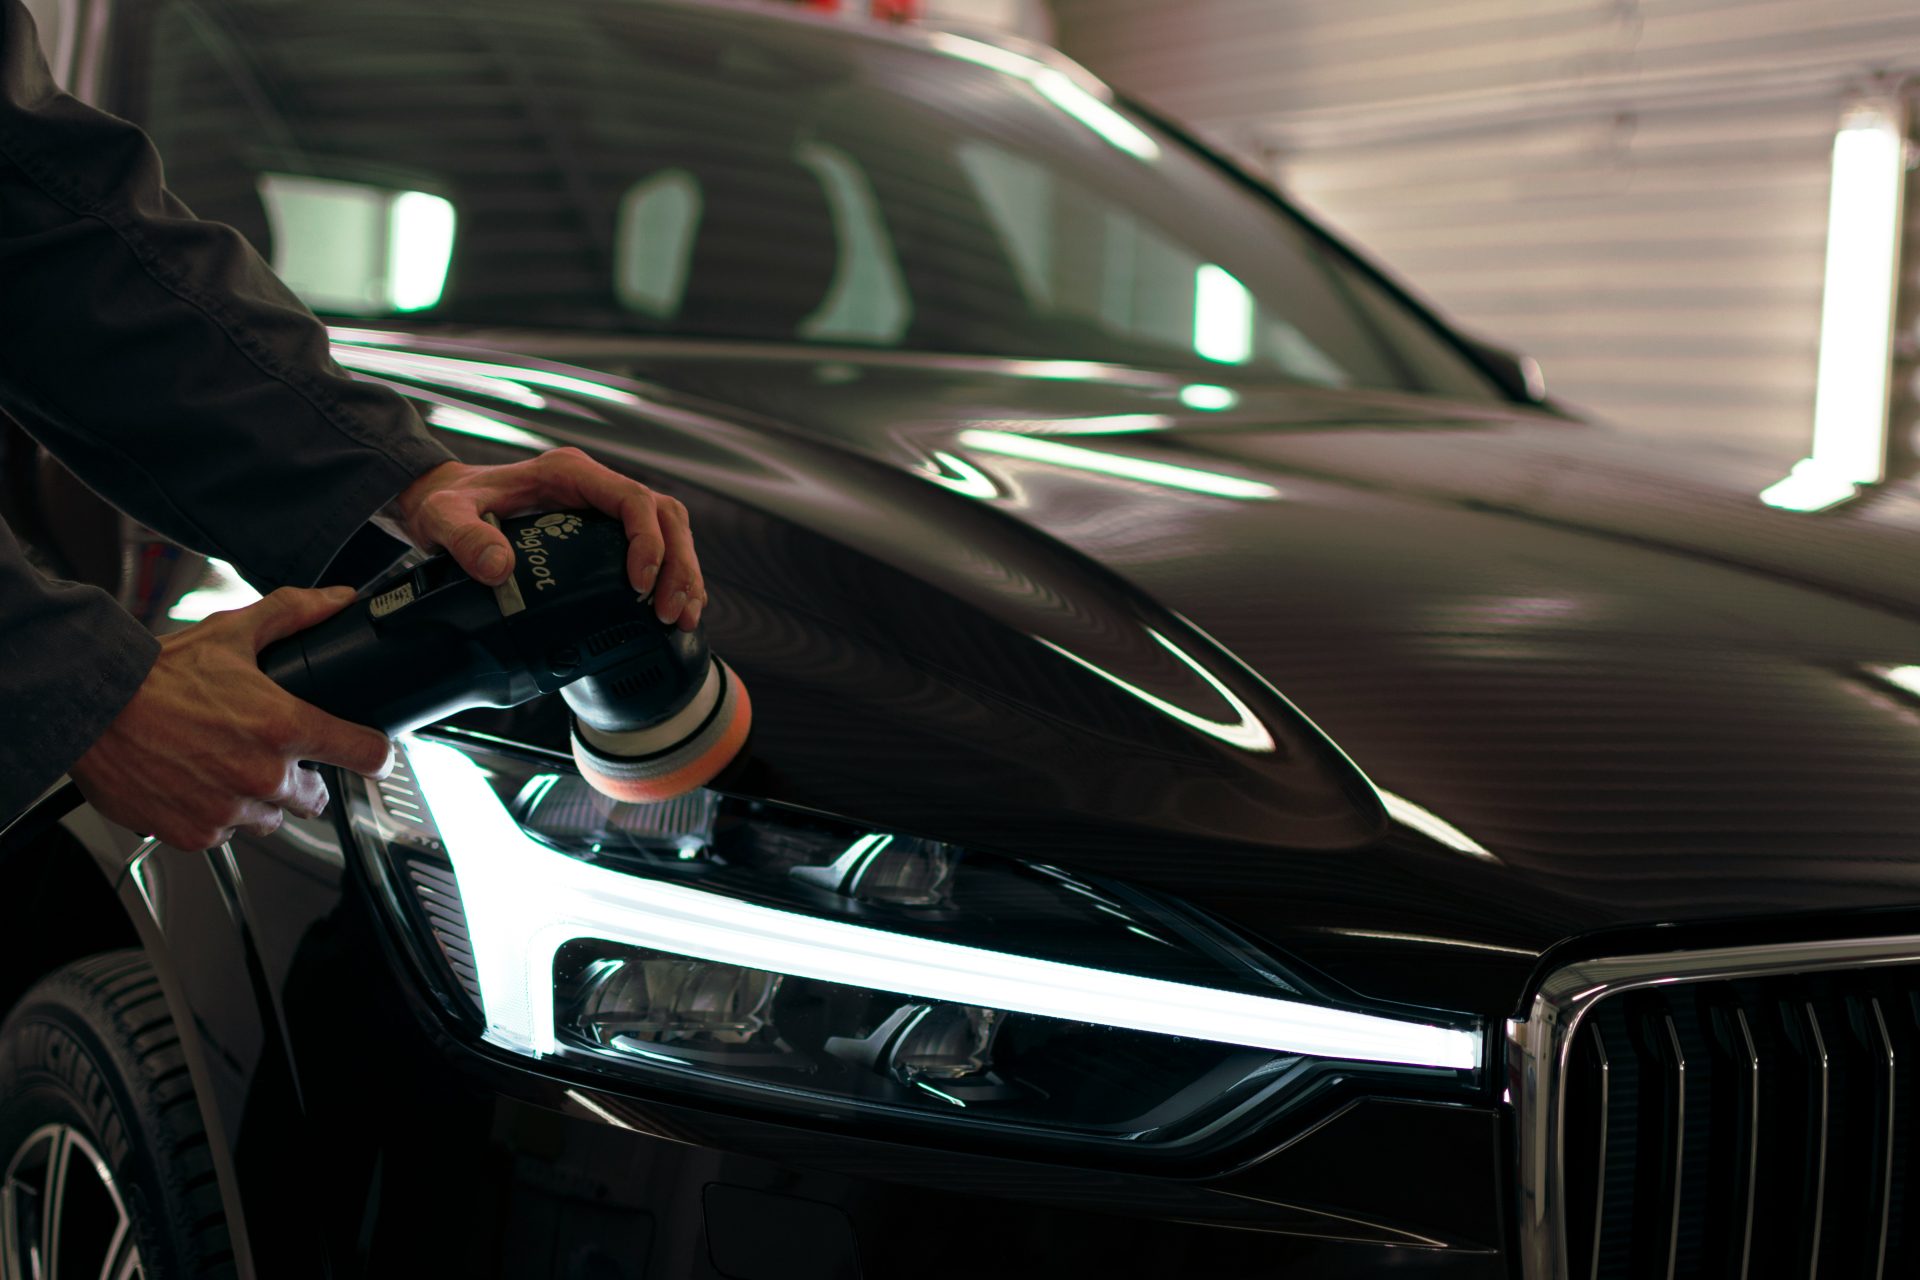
355,734,1482,1155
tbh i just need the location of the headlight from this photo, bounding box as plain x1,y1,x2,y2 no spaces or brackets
353,733,1482,1156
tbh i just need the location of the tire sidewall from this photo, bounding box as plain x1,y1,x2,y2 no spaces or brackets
0,989,184,1277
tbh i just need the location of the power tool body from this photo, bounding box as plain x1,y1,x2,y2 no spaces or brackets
258,510,750,802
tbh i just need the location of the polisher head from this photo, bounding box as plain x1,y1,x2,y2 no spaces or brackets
569,658,753,804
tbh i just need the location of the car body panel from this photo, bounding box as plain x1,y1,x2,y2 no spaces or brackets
14,2,1920,1274
29,320,1920,1276
318,331,1920,1026
68,790,1512,1279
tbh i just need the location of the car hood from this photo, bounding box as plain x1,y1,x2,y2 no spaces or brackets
344,331,1920,1017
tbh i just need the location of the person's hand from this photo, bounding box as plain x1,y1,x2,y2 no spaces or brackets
395,450,707,630
70,587,396,850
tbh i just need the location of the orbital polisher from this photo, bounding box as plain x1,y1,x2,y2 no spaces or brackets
256,509,752,803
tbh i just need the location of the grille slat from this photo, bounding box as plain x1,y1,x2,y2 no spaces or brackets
1589,1032,1611,1280
1871,999,1895,1280
1733,1006,1760,1280
1804,1003,1829,1280
1662,1014,1687,1280
1556,965,1920,1280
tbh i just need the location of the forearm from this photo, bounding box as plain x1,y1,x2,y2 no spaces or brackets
0,0,450,590
0,518,157,821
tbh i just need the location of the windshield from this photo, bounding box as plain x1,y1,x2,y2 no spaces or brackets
129,0,1498,399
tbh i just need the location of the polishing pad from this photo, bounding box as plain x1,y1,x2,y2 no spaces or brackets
571,659,752,803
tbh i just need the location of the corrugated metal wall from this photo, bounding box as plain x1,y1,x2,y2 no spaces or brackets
1052,0,1920,470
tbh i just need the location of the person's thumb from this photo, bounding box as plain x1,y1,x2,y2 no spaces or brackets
422,502,516,585
242,585,359,650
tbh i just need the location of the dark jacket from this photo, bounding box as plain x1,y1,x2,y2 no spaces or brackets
0,0,452,821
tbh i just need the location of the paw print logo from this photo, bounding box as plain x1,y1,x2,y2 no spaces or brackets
535,513,585,539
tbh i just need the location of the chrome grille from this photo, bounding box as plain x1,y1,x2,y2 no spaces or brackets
1511,937,1920,1280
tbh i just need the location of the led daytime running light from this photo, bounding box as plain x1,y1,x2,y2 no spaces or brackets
406,740,1480,1071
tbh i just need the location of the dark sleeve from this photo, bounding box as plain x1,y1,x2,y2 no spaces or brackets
0,0,453,593
0,514,158,821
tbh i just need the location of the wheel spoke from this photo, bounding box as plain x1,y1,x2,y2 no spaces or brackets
40,1128,69,1280
1,1176,18,1280
2,1127,58,1280
4,1127,136,1280
94,1219,129,1280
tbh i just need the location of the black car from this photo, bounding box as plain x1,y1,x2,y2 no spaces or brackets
6,0,1920,1276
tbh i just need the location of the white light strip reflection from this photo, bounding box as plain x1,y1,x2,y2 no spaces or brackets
1179,384,1240,412
388,191,456,312
167,558,262,622
426,405,555,452
1378,790,1495,861
1871,664,1920,697
957,429,1278,501
1763,102,1908,512
1015,413,1171,436
408,740,1477,1070
1194,264,1254,365
1034,629,1276,753
1030,69,1161,162
919,450,998,499
326,327,413,346
565,1089,636,1131
1758,459,1861,514
334,345,548,409
333,345,644,407
927,33,1159,163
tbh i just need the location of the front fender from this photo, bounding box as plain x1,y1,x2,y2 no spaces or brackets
55,793,331,1280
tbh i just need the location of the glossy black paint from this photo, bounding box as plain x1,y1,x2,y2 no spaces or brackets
337,333,1920,1019
16,4,1920,1276
49,320,1920,1275
91,799,1510,1278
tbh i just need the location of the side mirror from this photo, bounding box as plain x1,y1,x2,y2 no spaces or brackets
1466,338,1548,405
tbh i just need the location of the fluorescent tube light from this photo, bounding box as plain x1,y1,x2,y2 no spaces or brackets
1762,101,1908,512
407,739,1478,1070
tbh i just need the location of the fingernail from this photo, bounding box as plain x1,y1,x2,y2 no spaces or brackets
680,600,703,631
658,589,687,623
326,585,357,603
638,562,660,594
480,547,513,581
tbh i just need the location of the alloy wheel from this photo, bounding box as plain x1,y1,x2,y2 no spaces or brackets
0,1124,144,1280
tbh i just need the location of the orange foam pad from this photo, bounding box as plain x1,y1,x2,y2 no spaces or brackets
574,676,753,804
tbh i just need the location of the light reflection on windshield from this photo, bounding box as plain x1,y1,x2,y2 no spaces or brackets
923,32,1161,164
141,0,1501,401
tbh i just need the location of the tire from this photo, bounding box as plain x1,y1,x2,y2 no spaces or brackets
0,950,236,1279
